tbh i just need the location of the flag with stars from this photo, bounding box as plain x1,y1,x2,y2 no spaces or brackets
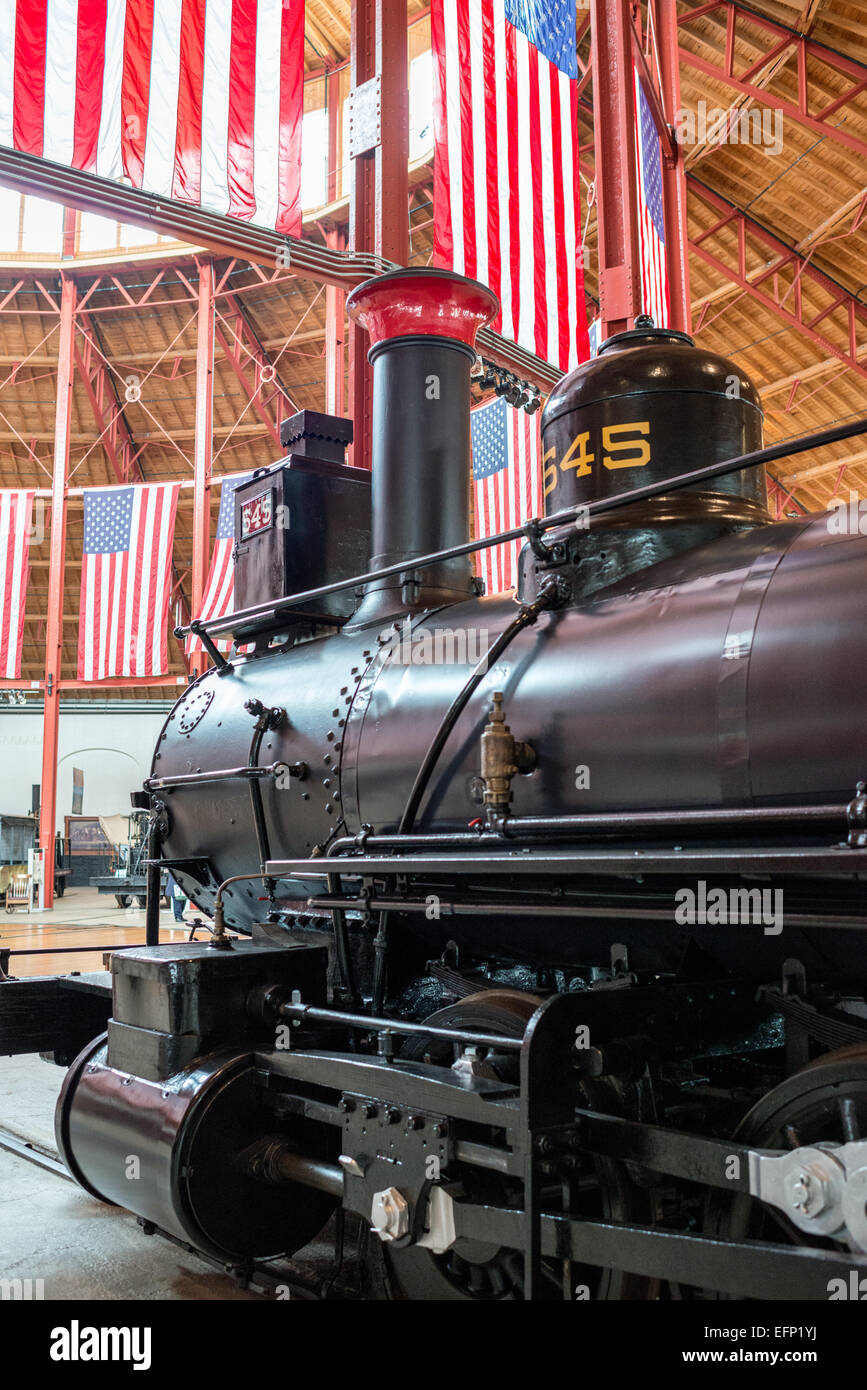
187,472,254,662
432,0,588,371
472,397,542,595
634,68,670,329
0,489,34,678
78,482,179,681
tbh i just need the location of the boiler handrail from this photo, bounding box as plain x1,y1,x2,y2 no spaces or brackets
176,413,867,641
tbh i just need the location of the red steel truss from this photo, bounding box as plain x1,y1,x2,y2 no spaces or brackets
689,179,867,384
678,1,867,165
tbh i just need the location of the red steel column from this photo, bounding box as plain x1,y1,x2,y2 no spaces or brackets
39,274,76,906
325,230,347,416
192,259,215,629
591,0,643,338
348,0,409,468
657,0,692,333
325,69,346,417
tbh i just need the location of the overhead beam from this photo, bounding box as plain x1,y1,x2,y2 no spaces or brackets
688,179,867,383
780,446,867,487
0,146,560,393
214,323,282,451
678,1,867,164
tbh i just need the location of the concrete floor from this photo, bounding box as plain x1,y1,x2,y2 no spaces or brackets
0,891,266,1299
0,888,364,1301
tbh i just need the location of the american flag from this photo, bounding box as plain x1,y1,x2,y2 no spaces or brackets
432,0,588,372
634,68,670,329
0,0,304,233
78,482,179,681
471,397,542,595
0,489,34,679
187,471,252,660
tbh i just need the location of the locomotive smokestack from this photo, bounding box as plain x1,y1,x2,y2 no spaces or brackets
345,267,498,628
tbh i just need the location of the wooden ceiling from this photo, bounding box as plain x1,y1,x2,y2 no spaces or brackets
0,0,865,695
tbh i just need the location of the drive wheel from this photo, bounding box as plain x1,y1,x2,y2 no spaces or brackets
706,1044,867,1294
382,990,657,1301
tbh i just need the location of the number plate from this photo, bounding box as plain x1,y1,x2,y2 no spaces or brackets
241,489,274,539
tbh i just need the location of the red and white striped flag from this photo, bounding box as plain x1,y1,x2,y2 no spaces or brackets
471,397,541,595
633,68,670,329
187,471,252,659
0,0,304,234
432,0,588,372
0,489,34,679
78,482,179,680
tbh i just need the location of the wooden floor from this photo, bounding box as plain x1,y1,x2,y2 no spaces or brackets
0,887,205,976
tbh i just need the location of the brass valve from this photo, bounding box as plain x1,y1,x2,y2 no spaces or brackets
480,692,535,814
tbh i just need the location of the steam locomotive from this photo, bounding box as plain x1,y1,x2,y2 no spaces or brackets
10,267,867,1300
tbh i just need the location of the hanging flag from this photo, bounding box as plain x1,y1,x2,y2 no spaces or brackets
0,0,305,234
78,482,180,681
633,68,670,329
432,0,588,372
471,397,541,596
187,471,253,659
0,489,34,679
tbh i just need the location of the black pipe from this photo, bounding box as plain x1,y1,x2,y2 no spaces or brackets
326,802,850,859
398,578,565,836
327,870,360,1009
145,764,282,790
247,719,273,872
3,940,208,958
144,812,162,948
179,413,867,639
187,620,230,671
501,804,847,837
311,896,867,932
278,999,523,1051
369,576,563,1012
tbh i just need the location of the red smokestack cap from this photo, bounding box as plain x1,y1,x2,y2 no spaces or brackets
346,267,499,352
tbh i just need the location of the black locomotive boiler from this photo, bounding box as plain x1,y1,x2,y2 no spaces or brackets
12,267,867,1300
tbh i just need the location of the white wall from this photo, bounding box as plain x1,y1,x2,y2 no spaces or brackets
0,703,172,830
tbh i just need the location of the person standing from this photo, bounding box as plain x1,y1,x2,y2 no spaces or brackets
165,872,186,924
